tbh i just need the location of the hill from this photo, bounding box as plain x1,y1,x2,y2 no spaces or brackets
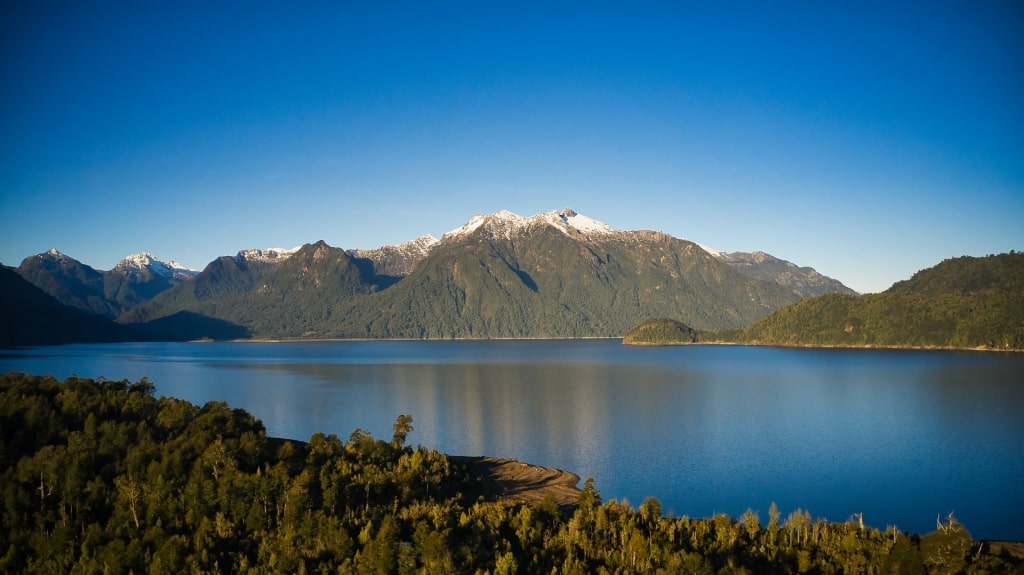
622,318,699,345
736,252,1024,350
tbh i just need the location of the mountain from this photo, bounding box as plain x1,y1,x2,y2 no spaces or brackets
15,249,115,317
332,209,802,337
0,266,138,346
120,241,382,337
736,252,1024,350
16,249,197,318
123,209,809,338
349,235,439,278
711,250,857,298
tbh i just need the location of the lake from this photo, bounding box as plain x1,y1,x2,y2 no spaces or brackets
2,340,1022,540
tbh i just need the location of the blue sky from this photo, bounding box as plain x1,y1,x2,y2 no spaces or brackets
2,2,1021,293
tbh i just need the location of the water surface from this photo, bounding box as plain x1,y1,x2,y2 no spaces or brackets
2,340,1021,540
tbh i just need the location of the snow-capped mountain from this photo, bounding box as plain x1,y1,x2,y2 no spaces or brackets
12,208,856,337
114,253,198,282
350,235,439,277
441,207,614,242
235,246,302,264
16,249,199,318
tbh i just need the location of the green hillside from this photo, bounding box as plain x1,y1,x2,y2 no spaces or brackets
622,318,698,345
737,252,1024,350
120,227,801,339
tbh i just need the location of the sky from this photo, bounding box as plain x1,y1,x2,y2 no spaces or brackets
2,2,1022,294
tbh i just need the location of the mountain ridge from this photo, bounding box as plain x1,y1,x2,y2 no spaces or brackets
732,252,1023,350
8,208,858,341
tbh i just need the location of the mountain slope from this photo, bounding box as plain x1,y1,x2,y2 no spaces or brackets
17,249,197,318
713,251,857,298
121,241,381,337
738,252,1024,349
16,249,115,317
0,266,137,346
331,211,801,338
349,235,438,278
16,208,858,340
114,209,809,338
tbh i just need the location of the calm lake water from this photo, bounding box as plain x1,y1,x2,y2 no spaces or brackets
2,340,1022,540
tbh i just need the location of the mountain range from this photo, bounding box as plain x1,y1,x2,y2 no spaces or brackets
14,249,198,319
5,208,856,342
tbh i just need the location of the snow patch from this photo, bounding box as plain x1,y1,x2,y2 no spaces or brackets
116,252,198,278
697,243,723,257
235,246,302,264
442,207,615,241
555,208,614,235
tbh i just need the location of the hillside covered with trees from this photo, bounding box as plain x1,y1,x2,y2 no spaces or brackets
622,318,698,345
3,372,1021,574
733,252,1024,350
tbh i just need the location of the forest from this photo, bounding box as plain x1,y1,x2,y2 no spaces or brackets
718,253,1024,350
2,372,1021,574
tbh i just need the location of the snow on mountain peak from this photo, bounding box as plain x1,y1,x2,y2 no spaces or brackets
235,246,301,264
116,252,197,278
550,207,614,235
697,243,723,257
442,208,614,241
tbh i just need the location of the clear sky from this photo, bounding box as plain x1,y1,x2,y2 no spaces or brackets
2,2,1022,293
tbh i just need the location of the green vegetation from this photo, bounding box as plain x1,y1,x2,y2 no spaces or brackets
4,372,1021,574
117,230,802,340
622,318,698,345
726,253,1024,350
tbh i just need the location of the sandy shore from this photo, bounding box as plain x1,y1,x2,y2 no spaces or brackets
451,456,582,508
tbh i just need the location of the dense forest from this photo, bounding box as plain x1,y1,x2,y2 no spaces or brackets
621,318,698,345
3,373,1022,574
709,253,1024,350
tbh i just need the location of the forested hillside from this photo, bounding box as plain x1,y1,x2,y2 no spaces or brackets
0,267,137,347
737,252,1024,350
121,223,801,339
622,318,698,345
3,372,1020,574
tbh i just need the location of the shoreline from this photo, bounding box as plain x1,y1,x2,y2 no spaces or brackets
450,455,582,509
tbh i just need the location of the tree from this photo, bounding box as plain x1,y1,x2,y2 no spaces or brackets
392,414,414,449
921,513,971,575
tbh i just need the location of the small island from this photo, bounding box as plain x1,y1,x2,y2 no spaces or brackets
622,317,699,345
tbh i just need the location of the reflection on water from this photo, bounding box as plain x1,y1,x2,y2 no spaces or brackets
238,361,685,478
1,341,1022,540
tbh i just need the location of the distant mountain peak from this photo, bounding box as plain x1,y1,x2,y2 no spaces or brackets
350,235,440,277
22,248,83,269
712,250,857,298
441,207,614,242
235,246,301,264
115,252,197,279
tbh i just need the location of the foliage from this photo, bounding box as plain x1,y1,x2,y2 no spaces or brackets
622,317,698,345
729,253,1024,350
3,372,1021,574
